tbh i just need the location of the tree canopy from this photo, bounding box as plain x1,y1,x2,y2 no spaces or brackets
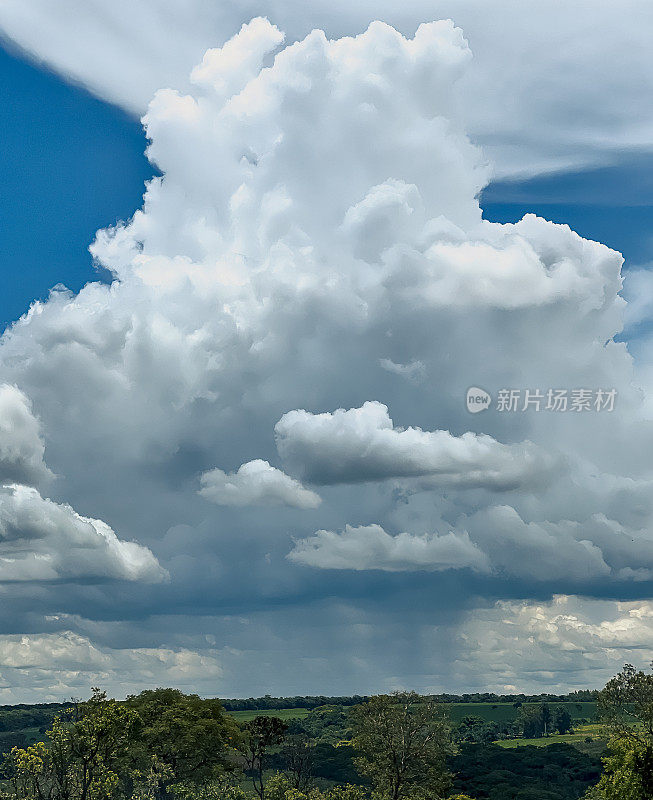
350,692,454,800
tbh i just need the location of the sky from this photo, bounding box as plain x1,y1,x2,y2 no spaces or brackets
1,1,653,703
0,44,153,329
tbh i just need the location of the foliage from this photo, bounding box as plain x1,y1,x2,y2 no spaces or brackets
218,694,599,713
586,663,653,799
276,707,358,785
597,664,653,739
2,688,239,800
286,708,351,746
4,689,138,800
264,773,367,800
221,698,369,713
583,736,653,800
517,706,546,739
555,708,573,736
455,717,500,746
350,692,454,800
170,774,248,800
324,785,368,800
0,688,609,800
279,735,315,790
264,773,315,800
541,704,552,736
309,743,359,784
444,702,596,728
451,742,601,800
129,756,174,800
0,707,68,736
583,663,653,799
236,715,289,800
125,688,239,795
514,703,573,740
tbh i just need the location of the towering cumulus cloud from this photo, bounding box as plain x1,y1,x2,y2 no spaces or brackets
0,18,650,697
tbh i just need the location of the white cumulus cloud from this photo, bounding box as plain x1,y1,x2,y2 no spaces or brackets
455,595,653,692
275,401,556,489
199,459,321,508
0,484,166,583
288,523,490,573
0,630,222,702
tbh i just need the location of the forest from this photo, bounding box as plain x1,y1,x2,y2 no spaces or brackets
0,664,650,800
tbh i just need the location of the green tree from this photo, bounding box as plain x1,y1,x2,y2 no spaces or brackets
170,774,248,800
237,716,289,800
6,689,138,800
584,736,651,800
349,692,454,800
324,785,368,800
541,703,552,737
129,756,175,800
125,688,239,798
517,706,545,739
455,716,498,746
585,663,653,799
280,735,315,790
264,774,367,800
554,706,573,735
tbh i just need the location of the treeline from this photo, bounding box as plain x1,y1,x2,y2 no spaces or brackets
0,690,599,719
220,691,597,711
220,695,369,711
431,690,598,704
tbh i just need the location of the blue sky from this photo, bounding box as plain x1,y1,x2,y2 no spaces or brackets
483,160,653,269
2,41,651,333
0,44,153,328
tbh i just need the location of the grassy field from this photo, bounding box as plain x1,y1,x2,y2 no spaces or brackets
228,708,312,722
226,701,598,726
493,723,608,758
444,701,597,725
226,701,598,725
495,723,603,747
